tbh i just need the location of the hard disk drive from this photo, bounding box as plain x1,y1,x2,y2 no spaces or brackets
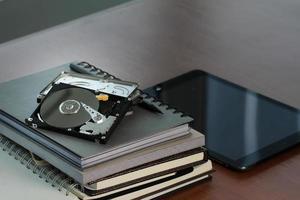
25,71,140,143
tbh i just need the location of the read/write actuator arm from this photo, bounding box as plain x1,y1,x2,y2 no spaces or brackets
69,61,162,114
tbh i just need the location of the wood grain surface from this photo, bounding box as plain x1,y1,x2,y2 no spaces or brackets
0,0,300,199
166,145,300,200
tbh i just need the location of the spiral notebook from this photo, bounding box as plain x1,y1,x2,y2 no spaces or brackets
0,62,193,167
0,62,195,185
0,134,212,200
0,135,79,200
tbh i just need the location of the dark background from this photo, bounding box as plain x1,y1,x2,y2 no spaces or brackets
0,0,131,44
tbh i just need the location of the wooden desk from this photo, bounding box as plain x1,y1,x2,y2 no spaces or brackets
167,145,300,200
0,0,300,199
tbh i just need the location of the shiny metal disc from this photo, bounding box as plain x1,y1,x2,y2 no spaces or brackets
40,87,99,128
59,100,81,115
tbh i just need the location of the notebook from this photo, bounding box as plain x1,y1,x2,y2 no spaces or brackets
0,62,193,167
0,134,212,200
0,135,78,200
0,121,204,184
86,148,207,193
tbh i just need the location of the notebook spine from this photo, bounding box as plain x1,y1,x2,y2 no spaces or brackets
0,134,81,197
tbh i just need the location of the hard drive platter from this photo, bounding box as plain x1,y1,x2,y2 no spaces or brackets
39,87,98,129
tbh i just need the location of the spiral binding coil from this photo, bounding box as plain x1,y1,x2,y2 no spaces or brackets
0,134,80,197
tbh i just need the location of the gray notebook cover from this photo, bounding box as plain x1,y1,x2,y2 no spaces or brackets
0,63,193,169
0,132,208,200
0,123,204,184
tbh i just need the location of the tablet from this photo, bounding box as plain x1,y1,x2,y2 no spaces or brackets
144,70,300,170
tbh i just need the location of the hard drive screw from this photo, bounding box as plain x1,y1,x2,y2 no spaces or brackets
32,124,38,128
155,86,162,91
28,118,33,122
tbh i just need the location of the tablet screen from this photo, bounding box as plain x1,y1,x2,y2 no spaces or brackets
144,70,300,169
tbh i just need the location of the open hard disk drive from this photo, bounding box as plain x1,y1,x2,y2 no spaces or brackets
25,71,140,143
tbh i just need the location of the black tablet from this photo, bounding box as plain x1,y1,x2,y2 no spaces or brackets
144,70,300,170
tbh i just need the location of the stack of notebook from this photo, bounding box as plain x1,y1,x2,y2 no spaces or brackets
0,62,213,199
